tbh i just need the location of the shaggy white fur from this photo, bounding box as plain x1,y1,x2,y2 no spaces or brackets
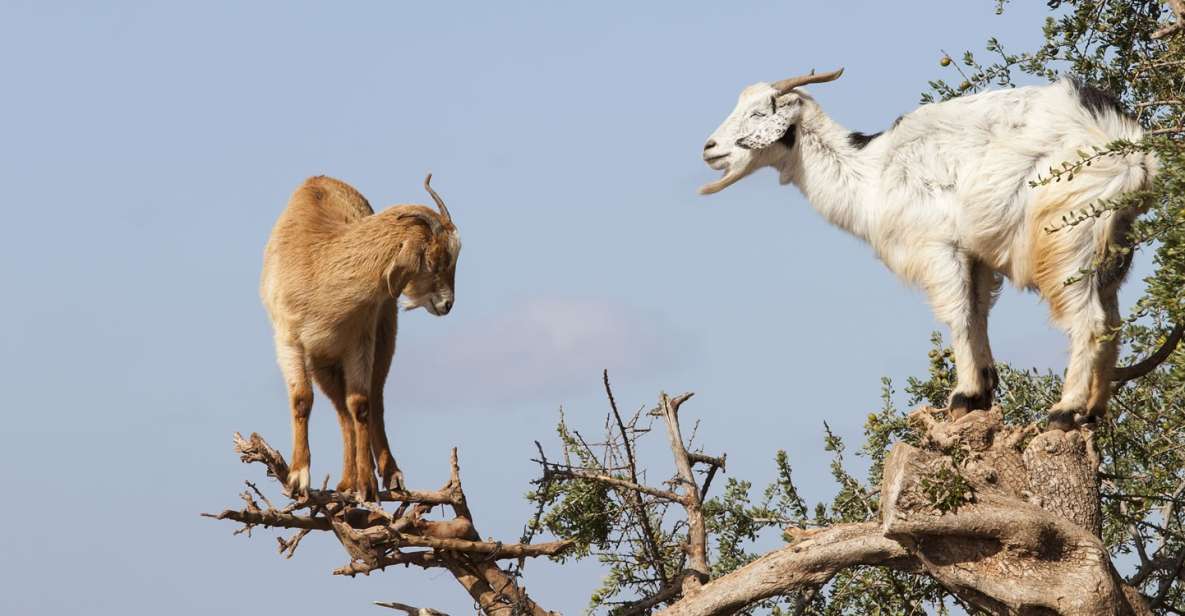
702,77,1156,428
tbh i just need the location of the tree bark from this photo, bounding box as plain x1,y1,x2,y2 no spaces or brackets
660,409,1149,616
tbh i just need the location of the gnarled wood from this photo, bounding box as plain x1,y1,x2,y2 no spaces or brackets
211,404,1152,616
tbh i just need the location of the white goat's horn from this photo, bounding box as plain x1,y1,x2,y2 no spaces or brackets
772,67,845,94
423,173,453,226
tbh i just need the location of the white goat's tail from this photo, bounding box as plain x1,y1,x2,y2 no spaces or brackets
1027,146,1157,319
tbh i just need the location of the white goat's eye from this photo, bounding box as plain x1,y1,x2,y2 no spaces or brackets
750,111,766,119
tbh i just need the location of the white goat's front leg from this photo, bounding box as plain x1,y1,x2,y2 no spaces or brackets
919,246,994,418
970,260,1002,398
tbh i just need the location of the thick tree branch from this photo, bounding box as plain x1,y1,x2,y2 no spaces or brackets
655,523,917,616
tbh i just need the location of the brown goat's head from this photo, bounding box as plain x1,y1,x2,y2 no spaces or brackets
396,174,460,316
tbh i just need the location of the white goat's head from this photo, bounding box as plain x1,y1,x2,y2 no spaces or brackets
397,174,461,317
700,68,844,195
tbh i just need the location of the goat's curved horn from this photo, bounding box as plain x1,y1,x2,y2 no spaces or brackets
423,173,452,225
772,67,845,94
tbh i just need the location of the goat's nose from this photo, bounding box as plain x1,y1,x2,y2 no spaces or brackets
443,299,453,313
704,139,717,150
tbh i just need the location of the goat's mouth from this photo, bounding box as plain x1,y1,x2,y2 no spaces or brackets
703,153,730,170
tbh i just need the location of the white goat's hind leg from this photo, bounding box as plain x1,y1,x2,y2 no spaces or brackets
1086,291,1122,422
1048,285,1111,431
275,337,312,495
920,246,990,418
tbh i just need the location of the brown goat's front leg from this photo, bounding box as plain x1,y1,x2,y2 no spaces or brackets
344,344,378,501
370,306,404,491
312,364,357,494
276,339,312,495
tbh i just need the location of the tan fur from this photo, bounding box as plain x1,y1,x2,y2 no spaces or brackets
1029,194,1082,321
261,175,460,498
1024,154,1151,422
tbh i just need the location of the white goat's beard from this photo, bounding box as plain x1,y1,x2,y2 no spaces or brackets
699,165,751,195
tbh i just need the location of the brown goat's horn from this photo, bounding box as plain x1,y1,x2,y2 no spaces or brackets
423,173,452,225
772,67,845,94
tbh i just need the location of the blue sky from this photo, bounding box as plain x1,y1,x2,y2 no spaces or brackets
0,1,1148,614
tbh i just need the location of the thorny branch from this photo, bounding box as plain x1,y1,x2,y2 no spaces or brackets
205,433,566,616
531,382,727,614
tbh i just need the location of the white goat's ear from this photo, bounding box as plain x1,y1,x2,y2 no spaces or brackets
736,97,796,150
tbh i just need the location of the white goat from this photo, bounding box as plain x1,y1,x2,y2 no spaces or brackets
701,69,1156,430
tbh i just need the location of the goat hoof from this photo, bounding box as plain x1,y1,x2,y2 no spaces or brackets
1076,411,1101,429
383,469,406,492
356,475,379,503
287,466,311,497
1046,409,1079,432
948,391,991,419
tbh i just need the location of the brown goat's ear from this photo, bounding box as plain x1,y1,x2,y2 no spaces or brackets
383,235,429,297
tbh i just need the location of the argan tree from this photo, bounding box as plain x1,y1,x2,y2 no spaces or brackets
207,1,1185,613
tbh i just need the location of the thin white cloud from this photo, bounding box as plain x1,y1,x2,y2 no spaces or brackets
390,297,691,408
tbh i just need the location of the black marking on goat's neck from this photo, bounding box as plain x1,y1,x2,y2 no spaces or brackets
1072,78,1130,119
778,124,798,149
847,131,882,149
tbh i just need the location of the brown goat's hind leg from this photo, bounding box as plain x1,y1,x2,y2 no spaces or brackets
370,306,404,491
313,364,357,494
344,346,379,502
276,339,312,495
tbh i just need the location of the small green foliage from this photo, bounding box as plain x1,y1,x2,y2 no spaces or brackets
919,463,976,514
532,475,617,560
906,332,957,408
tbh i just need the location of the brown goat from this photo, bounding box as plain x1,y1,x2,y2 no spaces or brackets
261,174,460,499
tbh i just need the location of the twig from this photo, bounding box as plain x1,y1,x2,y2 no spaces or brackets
1153,0,1185,39
606,369,670,588
374,601,449,616
1113,323,1184,385
658,392,710,594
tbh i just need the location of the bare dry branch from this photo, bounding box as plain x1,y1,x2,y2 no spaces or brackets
538,466,681,501
658,391,710,594
211,433,563,616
